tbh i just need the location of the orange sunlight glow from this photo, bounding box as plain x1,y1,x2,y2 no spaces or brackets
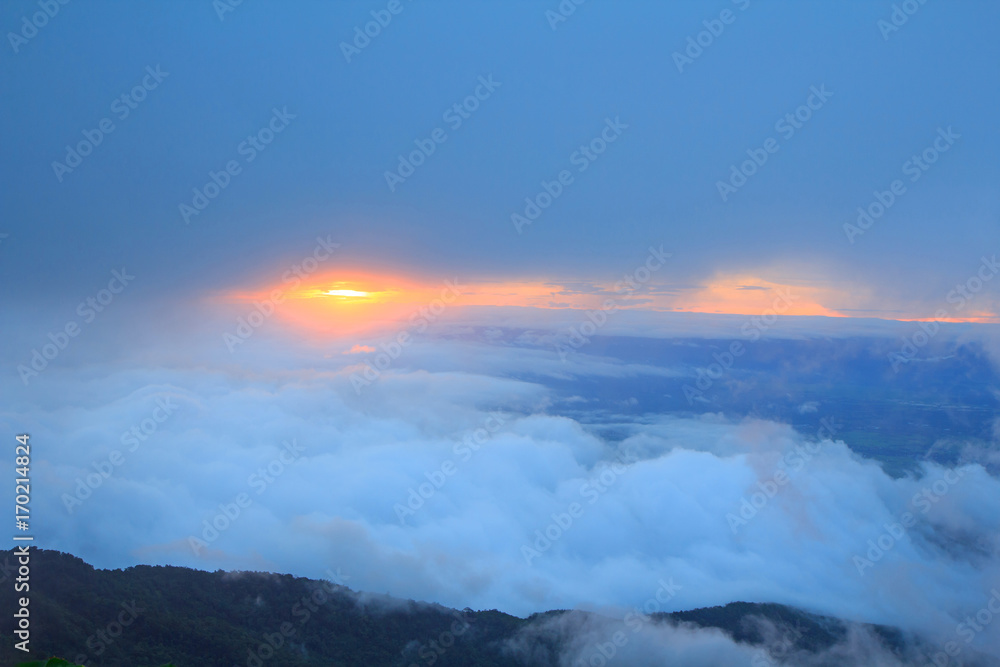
899,312,1000,324
217,268,995,338
670,275,848,318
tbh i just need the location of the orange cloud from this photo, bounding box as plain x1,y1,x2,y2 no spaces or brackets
669,275,848,318
215,267,995,339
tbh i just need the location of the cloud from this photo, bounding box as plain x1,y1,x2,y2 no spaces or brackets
2,303,998,664
504,609,946,667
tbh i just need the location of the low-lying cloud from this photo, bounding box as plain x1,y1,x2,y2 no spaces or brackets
1,301,998,664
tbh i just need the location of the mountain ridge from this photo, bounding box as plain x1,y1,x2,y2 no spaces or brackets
0,548,977,666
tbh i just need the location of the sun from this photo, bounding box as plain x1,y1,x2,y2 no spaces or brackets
324,289,370,298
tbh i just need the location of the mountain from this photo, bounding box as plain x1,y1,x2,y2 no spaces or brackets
5,548,982,667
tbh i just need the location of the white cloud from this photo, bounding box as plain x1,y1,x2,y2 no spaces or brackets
2,303,998,663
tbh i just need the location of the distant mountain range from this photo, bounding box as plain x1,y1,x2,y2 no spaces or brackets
5,548,998,666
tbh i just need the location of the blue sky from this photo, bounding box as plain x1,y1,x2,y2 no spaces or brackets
2,3,1000,660
1,0,998,318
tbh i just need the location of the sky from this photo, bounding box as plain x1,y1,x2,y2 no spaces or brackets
2,2,1000,665
1,0,998,321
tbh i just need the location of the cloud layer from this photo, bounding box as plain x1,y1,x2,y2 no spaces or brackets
2,305,998,663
